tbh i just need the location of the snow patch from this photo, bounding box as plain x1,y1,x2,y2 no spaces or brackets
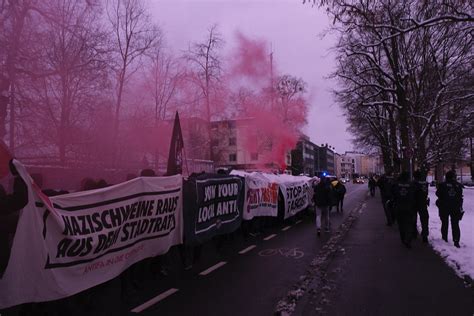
426,187,474,282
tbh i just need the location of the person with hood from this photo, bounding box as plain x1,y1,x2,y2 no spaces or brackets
413,170,429,243
0,160,28,278
378,172,396,226
391,171,416,248
368,176,376,197
313,176,331,236
436,170,464,248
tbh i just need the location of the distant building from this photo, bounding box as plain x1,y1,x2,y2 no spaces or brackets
340,154,355,178
211,118,291,172
315,143,336,176
341,151,383,177
291,135,318,176
334,153,342,178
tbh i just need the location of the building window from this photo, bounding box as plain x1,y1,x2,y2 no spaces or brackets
251,153,258,161
229,153,237,162
229,137,236,146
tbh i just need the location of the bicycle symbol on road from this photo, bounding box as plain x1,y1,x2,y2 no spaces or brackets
258,247,304,260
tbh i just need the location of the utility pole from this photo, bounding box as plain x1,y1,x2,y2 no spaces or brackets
470,137,473,182
270,43,274,110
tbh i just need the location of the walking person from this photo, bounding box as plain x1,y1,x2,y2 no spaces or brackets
368,176,376,197
314,176,331,236
413,170,429,243
436,170,464,248
392,172,416,248
378,173,395,226
0,160,28,279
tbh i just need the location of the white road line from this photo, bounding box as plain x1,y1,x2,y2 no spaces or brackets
282,226,291,231
295,220,302,225
199,261,227,276
264,234,277,241
239,245,257,254
131,288,179,313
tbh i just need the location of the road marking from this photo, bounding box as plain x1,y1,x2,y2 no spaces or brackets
295,220,302,225
199,261,227,276
239,245,257,254
258,247,305,260
264,234,277,241
131,288,179,313
282,226,291,231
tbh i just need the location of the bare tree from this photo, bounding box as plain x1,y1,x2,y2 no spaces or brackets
18,0,110,165
143,46,183,167
106,0,160,162
274,74,307,125
0,0,31,152
321,0,473,174
185,24,224,160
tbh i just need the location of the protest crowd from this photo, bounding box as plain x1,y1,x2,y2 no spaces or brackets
376,170,464,249
0,145,464,316
0,156,341,315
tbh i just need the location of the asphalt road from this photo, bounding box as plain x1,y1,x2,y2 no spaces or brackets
299,190,474,316
123,182,369,316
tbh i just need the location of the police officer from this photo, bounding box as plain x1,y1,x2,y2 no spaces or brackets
436,170,463,248
413,170,429,243
391,171,416,248
378,172,395,226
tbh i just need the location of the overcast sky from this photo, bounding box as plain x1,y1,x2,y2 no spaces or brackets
150,0,354,154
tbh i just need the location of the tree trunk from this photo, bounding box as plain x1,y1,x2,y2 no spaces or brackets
113,70,126,165
381,144,392,174
9,82,15,154
388,110,400,173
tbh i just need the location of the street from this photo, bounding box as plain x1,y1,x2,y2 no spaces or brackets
123,183,369,315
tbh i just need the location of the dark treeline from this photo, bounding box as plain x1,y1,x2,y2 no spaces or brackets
0,0,310,172
314,0,473,177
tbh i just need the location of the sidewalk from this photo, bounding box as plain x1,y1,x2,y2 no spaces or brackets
300,192,474,315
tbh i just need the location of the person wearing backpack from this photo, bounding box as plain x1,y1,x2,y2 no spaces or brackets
391,172,416,248
378,173,396,226
436,170,464,248
368,176,376,197
413,170,430,243
314,176,331,236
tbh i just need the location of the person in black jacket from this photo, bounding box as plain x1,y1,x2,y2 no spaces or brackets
314,176,331,236
413,170,429,243
368,176,376,197
392,172,416,248
378,173,395,226
436,170,463,248
0,160,28,278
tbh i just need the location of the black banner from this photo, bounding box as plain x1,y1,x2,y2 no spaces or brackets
184,174,244,244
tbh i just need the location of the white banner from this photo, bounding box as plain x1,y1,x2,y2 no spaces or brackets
232,171,279,220
279,180,310,219
260,174,311,219
232,171,312,220
0,161,183,309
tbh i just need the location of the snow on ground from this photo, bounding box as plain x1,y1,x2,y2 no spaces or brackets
426,186,474,280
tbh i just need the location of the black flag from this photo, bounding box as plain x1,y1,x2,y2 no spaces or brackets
166,111,184,175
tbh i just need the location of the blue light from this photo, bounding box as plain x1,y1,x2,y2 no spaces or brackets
323,172,327,176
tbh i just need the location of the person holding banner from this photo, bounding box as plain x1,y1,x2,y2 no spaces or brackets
313,176,331,236
0,160,28,279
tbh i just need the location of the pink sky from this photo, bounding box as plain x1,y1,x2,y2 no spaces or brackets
150,0,353,154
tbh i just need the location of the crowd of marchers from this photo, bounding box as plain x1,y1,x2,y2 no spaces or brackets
311,170,465,249
377,170,464,249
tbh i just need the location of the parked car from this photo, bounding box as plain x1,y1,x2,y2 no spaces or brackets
353,178,364,184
